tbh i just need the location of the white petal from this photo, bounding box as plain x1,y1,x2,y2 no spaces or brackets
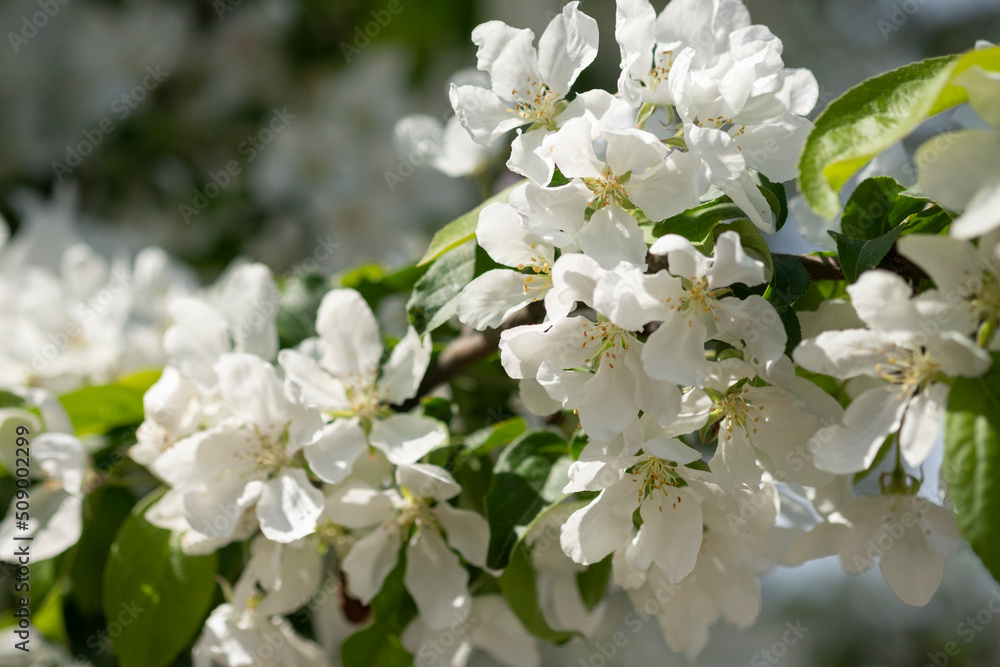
324,481,395,529
450,84,524,145
396,463,461,502
639,487,702,582
560,482,640,565
278,348,350,411
899,383,948,468
0,487,82,562
315,289,383,378
707,231,767,288
405,528,471,630
812,387,907,474
434,502,490,567
256,469,324,543
457,270,535,330
642,314,710,386
626,150,708,221
216,353,292,430
578,206,648,269
508,128,553,184
380,327,431,404
544,117,602,179
370,414,448,465
537,1,599,95
473,22,540,102
304,417,369,484
342,524,402,604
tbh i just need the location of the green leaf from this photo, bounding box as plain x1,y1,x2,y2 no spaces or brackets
70,487,136,617
901,205,954,236
576,556,613,611
767,255,812,306
463,418,528,456
407,241,501,335
341,546,415,667
484,431,571,570
417,180,526,266
103,491,218,667
0,391,24,409
337,262,429,312
829,225,905,283
841,177,924,240
59,370,161,436
650,195,745,246
498,541,575,643
944,352,1000,582
754,172,788,232
798,46,1000,219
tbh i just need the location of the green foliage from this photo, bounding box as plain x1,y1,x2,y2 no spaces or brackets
417,181,525,266
798,46,1000,219
103,492,218,667
484,431,572,570
59,370,161,436
498,541,575,644
944,353,1000,583
841,177,925,240
576,556,613,611
341,548,416,667
408,241,501,335
463,418,528,456
765,255,811,355
829,227,905,283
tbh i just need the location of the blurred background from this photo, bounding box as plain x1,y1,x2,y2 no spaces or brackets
2,0,999,664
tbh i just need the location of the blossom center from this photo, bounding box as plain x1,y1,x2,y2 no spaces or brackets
510,77,559,126
580,320,631,370
875,347,940,397
630,456,684,508
711,387,764,442
517,242,553,301
584,166,629,209
644,49,676,92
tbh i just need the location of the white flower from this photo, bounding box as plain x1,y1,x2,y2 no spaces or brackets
533,116,705,266
164,262,280,390
614,529,762,659
394,113,498,179
560,420,716,583
794,271,992,473
155,353,327,545
401,595,540,667
449,2,599,146
0,400,87,562
629,231,783,386
788,492,961,607
898,231,1000,342
677,358,840,486
193,602,328,667
279,288,445,481
500,255,681,440
614,0,751,107
338,464,489,631
455,202,554,330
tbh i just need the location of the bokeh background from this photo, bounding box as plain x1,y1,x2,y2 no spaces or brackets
2,0,1000,664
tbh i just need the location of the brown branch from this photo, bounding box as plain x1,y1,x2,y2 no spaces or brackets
401,301,545,409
